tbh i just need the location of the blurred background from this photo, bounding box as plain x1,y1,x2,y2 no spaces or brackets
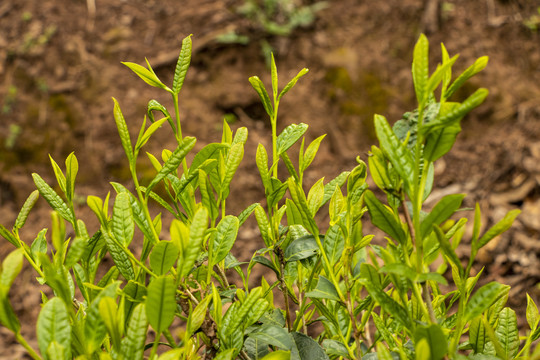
1,0,539,355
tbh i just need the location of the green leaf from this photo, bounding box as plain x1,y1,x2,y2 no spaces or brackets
276,123,308,156
271,53,278,99
374,114,415,194
147,137,196,192
255,204,272,247
14,190,39,230
37,298,71,360
420,194,465,239
362,280,410,329
189,143,228,177
527,293,539,331
284,235,318,262
414,324,448,360
49,155,66,195
323,225,344,267
433,225,464,275
465,282,506,322
249,325,293,350
475,209,521,250
146,276,176,334
256,143,271,189
212,216,239,265
412,33,429,104
365,191,406,244
135,117,168,151
64,235,86,269
102,230,135,280
122,60,169,90
112,98,134,165
46,341,65,360
187,295,211,338
424,123,461,161
32,173,74,223
301,134,325,173
221,142,244,199
253,256,280,277
421,89,489,135
98,297,121,349
260,350,291,360
278,68,309,101
291,331,330,360
305,276,340,301
0,248,23,288
112,192,134,247
121,303,148,360
322,171,350,206
267,177,288,209
0,225,19,248
0,285,20,333
307,178,325,215
150,241,180,276
425,54,459,99
287,179,318,235
180,207,208,278
173,34,192,95
249,76,274,118
469,316,488,354
84,282,120,353
445,56,489,100
495,307,519,358
64,152,78,203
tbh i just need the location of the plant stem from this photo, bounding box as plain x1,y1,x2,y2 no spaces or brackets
172,92,189,176
16,333,41,360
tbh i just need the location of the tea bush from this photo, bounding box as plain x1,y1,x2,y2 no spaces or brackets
0,34,538,359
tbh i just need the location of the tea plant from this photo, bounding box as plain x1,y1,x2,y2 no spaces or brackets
0,33,538,360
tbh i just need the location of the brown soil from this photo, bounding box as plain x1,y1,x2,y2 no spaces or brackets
1,0,540,357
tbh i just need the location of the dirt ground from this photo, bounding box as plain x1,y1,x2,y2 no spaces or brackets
1,0,540,357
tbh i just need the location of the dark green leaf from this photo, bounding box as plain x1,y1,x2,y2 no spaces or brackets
253,256,280,277
284,235,318,262
424,123,461,161
0,225,18,248
249,325,293,350
323,225,344,267
305,276,340,302
365,191,406,244
189,143,228,177
221,142,244,199
291,331,330,360
420,194,465,239
433,225,463,275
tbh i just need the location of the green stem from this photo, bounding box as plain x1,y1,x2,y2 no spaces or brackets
172,92,189,176
149,331,161,359
16,332,41,360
